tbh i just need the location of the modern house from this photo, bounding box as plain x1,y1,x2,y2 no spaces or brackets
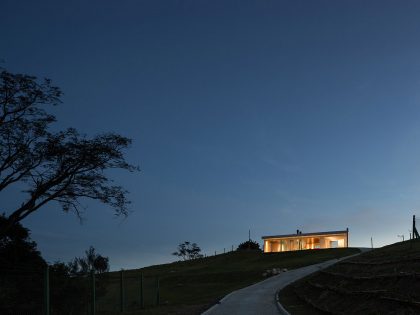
262,229,349,253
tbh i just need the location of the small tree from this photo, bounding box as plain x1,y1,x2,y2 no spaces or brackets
49,262,90,314
50,247,109,314
237,239,261,251
172,241,203,260
68,246,109,275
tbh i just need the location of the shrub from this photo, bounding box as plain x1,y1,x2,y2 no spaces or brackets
237,240,261,251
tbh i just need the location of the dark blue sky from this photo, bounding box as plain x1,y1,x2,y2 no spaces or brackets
2,0,420,269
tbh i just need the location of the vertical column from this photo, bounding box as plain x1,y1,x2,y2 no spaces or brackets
140,273,144,309
156,277,160,306
120,269,125,313
91,270,96,315
44,265,50,315
264,240,271,253
346,228,349,248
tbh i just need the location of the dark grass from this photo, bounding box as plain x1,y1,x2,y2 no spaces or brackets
96,247,360,315
279,239,420,315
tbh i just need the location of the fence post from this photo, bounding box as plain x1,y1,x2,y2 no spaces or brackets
120,269,125,313
44,265,50,315
91,270,96,315
140,273,144,309
156,277,160,306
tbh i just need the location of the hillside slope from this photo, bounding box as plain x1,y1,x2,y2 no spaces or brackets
96,248,359,315
279,240,420,315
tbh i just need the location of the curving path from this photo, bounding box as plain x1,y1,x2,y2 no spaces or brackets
202,256,358,315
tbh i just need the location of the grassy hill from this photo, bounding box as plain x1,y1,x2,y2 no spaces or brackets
279,239,420,314
95,247,359,315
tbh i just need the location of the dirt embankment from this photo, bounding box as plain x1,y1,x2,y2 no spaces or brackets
279,240,420,315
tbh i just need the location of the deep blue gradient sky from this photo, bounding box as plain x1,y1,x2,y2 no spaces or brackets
2,0,420,269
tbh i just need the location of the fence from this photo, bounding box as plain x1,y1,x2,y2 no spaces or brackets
1,244,248,314
203,244,236,257
0,266,161,315
95,270,160,313
0,266,44,314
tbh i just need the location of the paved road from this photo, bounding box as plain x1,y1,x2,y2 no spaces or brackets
202,257,353,315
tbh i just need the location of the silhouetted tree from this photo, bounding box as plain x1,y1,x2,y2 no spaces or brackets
49,247,109,314
0,214,109,314
0,214,46,314
0,69,138,238
237,239,261,251
68,245,109,274
49,261,89,314
0,214,45,268
172,241,203,260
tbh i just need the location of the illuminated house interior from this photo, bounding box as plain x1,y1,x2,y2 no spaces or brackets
262,229,349,253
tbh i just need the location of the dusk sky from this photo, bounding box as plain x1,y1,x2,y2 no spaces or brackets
2,0,420,270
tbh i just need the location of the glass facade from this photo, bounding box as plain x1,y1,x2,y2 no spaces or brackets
263,230,348,253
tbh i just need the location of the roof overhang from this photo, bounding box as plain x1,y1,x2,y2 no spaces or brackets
262,230,348,240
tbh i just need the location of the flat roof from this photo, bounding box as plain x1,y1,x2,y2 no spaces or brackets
262,230,348,240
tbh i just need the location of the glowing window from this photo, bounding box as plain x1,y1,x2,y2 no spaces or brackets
330,240,338,248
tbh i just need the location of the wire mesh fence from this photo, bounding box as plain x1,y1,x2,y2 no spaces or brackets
0,266,44,315
95,271,160,313
0,266,161,315
1,244,244,314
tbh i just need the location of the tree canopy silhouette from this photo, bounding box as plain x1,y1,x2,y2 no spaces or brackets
68,245,109,275
0,69,138,238
172,241,203,260
49,246,110,314
237,239,261,251
0,214,46,313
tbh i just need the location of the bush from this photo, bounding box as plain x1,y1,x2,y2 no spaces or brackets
237,240,261,251
0,215,46,314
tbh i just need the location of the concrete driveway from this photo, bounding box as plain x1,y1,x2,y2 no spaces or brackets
201,257,351,315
